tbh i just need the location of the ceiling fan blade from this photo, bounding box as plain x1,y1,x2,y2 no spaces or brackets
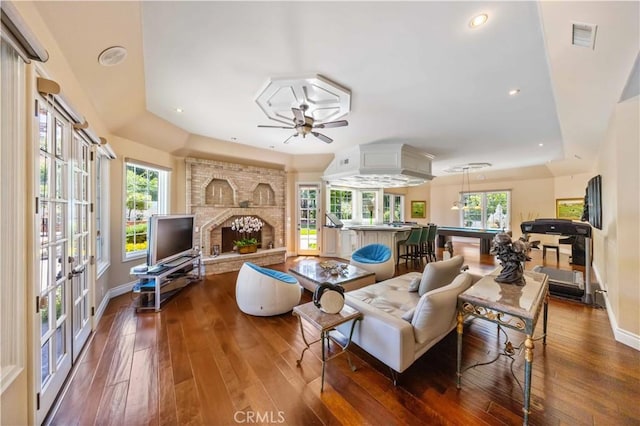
312,132,333,144
292,107,305,124
257,124,294,129
314,120,348,129
283,134,299,144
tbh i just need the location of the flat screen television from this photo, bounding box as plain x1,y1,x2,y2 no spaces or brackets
147,214,195,267
581,175,602,230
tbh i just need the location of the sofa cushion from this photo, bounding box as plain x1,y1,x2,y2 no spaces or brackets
407,276,420,292
401,307,415,322
346,273,421,320
411,272,473,344
418,255,464,296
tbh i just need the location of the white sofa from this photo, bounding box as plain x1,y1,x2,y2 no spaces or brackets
335,255,481,383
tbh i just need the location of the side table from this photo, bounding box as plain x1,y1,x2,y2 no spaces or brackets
292,302,362,392
456,269,549,425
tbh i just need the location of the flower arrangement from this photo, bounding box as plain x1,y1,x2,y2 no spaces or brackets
231,216,263,247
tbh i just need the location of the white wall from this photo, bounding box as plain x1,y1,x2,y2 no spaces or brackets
594,95,640,342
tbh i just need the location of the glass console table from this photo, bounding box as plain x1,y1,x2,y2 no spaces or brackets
456,269,549,425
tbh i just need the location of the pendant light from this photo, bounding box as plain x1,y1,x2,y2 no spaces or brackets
451,167,471,210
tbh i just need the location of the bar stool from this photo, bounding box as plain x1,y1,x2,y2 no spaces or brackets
397,227,422,266
542,244,559,263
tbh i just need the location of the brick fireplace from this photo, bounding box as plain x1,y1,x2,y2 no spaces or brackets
186,157,287,274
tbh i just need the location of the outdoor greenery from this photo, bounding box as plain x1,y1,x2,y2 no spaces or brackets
125,164,160,253
125,167,158,221
330,189,353,220
461,191,509,228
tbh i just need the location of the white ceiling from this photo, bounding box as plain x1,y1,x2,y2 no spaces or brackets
32,1,639,177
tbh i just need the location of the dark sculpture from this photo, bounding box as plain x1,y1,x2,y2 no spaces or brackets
490,232,534,286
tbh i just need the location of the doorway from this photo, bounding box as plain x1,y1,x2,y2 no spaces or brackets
296,183,321,256
35,95,93,423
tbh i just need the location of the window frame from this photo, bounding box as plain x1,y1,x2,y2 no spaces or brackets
327,187,388,225
383,193,405,223
122,160,169,261
95,148,110,276
360,191,378,222
459,190,511,230
328,188,354,222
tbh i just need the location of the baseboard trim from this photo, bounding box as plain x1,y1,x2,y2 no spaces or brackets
594,264,640,351
94,280,136,325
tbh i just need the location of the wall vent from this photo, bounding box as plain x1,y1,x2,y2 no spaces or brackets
572,22,597,49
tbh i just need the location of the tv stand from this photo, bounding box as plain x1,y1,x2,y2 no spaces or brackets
131,254,201,312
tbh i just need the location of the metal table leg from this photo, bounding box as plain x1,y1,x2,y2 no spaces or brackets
523,335,534,425
456,311,464,388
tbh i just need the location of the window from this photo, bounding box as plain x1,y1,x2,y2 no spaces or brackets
361,191,377,222
329,189,353,220
460,190,510,229
95,149,110,275
124,161,169,259
383,194,404,223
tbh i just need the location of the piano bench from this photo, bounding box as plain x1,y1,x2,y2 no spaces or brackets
543,244,560,263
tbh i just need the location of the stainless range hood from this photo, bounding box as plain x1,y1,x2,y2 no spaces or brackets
322,143,435,188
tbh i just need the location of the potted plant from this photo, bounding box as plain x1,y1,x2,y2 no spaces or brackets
231,216,263,254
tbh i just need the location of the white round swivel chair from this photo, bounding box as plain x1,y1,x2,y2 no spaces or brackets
236,262,302,316
350,243,395,281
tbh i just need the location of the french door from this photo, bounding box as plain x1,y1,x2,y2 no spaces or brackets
297,184,320,256
70,132,92,360
35,95,93,423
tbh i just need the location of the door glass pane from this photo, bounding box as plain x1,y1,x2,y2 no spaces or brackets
55,244,64,282
38,103,49,152
40,295,50,336
56,326,65,363
41,203,49,244
73,204,81,235
55,204,65,241
72,237,80,262
298,187,318,250
41,341,51,386
82,205,88,233
40,156,49,197
55,284,64,322
40,248,50,292
82,175,88,200
55,162,64,199
55,119,63,158
82,235,89,262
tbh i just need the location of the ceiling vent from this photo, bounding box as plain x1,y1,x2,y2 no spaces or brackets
572,22,597,49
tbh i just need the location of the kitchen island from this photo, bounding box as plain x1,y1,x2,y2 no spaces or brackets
348,225,415,264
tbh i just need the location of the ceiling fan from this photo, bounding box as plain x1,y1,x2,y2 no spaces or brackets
258,104,348,144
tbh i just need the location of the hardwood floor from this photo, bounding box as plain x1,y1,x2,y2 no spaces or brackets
47,243,639,425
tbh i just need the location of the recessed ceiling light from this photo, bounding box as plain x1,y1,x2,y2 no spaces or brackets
469,14,488,28
97,46,127,66
175,107,184,113
538,143,544,147
509,89,521,96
